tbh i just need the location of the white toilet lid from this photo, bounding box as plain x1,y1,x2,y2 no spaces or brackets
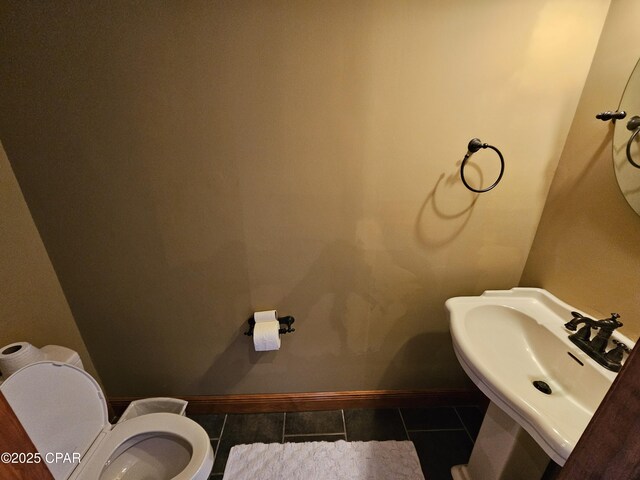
0,361,108,480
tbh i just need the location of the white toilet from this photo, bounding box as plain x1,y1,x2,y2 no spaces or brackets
0,361,214,480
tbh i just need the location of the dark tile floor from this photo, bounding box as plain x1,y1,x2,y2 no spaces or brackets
189,405,485,480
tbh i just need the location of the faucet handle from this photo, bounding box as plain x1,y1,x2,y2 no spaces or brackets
612,339,630,353
605,339,631,364
606,313,623,328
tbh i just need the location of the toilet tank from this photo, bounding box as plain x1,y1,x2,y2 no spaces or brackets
41,345,84,370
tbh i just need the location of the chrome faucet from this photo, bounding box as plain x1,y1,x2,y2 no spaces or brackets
564,312,628,371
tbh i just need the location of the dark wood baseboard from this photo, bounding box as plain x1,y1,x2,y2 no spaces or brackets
110,388,488,415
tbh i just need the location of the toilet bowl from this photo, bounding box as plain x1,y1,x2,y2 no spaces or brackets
0,361,213,480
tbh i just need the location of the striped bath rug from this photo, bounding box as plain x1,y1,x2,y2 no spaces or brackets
222,440,425,480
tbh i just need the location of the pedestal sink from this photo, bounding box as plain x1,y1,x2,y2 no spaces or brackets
446,288,634,480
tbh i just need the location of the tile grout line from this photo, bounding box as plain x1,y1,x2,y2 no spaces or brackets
284,432,346,438
341,409,348,442
398,408,410,440
282,412,287,443
454,407,475,444
407,427,467,433
215,414,228,456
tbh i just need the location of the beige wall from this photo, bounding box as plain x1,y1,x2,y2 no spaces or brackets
521,0,640,341
0,1,609,396
0,142,99,380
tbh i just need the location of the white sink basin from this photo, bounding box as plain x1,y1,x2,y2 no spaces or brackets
446,288,634,465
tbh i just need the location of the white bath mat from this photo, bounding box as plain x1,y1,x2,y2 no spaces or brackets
222,440,425,480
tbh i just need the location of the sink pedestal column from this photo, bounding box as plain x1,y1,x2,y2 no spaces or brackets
451,402,550,480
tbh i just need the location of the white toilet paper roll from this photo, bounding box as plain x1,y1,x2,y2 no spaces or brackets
0,342,46,378
253,321,281,351
254,310,278,323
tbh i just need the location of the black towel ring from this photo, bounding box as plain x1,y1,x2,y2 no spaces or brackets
625,116,640,169
460,138,505,193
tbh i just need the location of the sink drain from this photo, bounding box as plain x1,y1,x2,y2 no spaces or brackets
533,380,552,395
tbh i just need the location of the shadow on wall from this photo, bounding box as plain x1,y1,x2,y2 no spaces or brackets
97,239,253,396
573,126,613,193
277,239,378,353
195,164,489,394
194,232,471,393
545,124,612,207
195,239,379,393
378,331,472,390
194,321,269,394
365,249,471,390
415,166,479,248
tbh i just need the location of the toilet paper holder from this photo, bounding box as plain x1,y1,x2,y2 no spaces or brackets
244,315,296,337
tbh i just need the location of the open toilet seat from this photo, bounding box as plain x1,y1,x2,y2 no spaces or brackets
71,412,213,480
0,361,213,480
